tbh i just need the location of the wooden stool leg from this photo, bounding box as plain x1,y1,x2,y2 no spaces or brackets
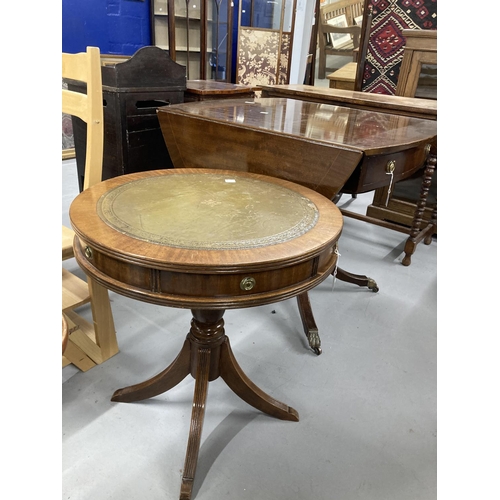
424,204,437,245
402,153,437,266
87,277,119,361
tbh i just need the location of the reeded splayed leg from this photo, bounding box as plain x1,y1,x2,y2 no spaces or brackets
180,309,298,500
111,308,299,500
219,338,299,421
180,309,226,500
179,347,211,500
111,339,191,403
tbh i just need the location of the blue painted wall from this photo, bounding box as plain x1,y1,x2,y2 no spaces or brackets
62,0,152,55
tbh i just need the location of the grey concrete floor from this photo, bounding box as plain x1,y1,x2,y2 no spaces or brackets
62,155,437,500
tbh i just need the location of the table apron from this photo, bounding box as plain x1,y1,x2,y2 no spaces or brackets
74,238,339,309
342,143,432,194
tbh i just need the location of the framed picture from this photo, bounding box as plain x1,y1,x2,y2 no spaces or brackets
326,14,351,49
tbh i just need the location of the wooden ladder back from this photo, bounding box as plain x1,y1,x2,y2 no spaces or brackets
354,0,373,91
62,47,118,372
317,0,364,80
322,0,363,25
62,47,104,190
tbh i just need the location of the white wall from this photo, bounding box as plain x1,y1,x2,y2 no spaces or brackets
289,0,316,84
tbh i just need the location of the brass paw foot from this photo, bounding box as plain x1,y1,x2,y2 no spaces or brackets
367,278,379,293
307,329,322,356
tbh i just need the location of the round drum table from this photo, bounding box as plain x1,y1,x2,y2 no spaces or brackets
70,168,343,500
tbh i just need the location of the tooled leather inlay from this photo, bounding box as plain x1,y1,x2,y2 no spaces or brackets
97,174,319,250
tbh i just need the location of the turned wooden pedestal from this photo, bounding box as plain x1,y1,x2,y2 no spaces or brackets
70,169,343,499
111,309,298,499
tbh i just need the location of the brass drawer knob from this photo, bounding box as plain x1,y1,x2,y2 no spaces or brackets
240,277,256,291
84,246,93,259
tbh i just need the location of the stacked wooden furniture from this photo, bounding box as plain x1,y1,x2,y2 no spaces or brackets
365,29,437,234
317,0,364,79
62,47,119,372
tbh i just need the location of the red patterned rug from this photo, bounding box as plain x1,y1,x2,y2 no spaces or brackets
361,0,437,95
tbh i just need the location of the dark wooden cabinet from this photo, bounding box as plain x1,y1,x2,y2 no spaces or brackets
67,47,186,190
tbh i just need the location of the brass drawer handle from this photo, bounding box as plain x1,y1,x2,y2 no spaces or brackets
240,277,256,291
84,246,93,259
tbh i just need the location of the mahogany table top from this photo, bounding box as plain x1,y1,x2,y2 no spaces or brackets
186,79,257,96
258,84,437,120
70,169,343,309
158,97,436,157
157,97,437,199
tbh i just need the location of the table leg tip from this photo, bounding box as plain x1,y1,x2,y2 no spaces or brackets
110,389,130,402
287,406,300,422
180,478,194,500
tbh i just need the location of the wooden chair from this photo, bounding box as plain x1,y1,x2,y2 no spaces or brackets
395,29,437,98
317,0,364,79
62,47,119,371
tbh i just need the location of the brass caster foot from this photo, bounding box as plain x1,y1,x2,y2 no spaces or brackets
307,330,322,356
367,278,379,293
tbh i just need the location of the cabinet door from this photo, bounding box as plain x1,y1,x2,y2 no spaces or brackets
152,0,233,81
209,0,232,80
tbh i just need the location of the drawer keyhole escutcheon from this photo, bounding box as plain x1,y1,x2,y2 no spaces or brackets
386,160,396,174
385,161,396,206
